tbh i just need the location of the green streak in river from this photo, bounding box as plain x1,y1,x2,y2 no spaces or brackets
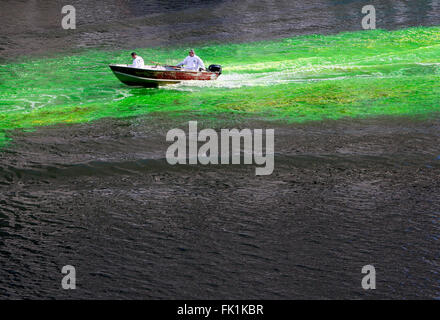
1,26,440,145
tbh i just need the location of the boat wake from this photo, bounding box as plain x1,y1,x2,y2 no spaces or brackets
169,60,440,91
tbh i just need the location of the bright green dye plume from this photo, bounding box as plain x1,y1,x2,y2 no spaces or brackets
1,26,440,145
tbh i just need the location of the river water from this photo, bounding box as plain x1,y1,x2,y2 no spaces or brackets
0,0,440,299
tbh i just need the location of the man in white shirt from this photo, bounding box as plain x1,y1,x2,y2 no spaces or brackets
176,49,206,71
130,52,144,68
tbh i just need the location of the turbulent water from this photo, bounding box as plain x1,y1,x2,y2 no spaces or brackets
1,0,440,299
2,27,440,145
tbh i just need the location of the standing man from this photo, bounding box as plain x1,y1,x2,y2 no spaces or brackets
130,52,144,68
176,49,206,71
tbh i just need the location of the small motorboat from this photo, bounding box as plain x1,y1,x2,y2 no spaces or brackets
109,63,222,87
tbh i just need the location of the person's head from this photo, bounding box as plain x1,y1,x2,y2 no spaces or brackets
189,49,195,57
131,52,137,58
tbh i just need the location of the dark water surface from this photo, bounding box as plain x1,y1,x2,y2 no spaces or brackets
1,0,440,299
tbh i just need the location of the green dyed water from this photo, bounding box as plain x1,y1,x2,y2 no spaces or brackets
1,26,440,145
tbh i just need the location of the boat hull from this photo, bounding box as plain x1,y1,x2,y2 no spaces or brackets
109,64,220,87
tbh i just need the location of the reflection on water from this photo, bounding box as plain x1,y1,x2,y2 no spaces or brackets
1,0,440,299
2,0,440,60
1,116,440,299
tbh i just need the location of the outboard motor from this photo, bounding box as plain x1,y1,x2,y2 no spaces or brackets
208,64,222,74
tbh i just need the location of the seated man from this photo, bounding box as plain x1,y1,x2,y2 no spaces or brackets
130,52,144,68
176,49,206,71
